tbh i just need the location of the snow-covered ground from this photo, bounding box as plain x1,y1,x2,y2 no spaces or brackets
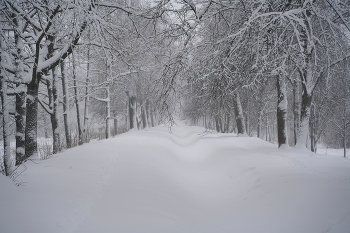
317,146,350,158
1,122,350,233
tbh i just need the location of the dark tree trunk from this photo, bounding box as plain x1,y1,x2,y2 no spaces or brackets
293,79,300,146
146,99,152,127
25,75,41,159
105,88,111,139
125,94,129,131
129,96,136,129
215,117,220,132
114,111,118,136
224,113,230,133
13,20,27,165
60,60,72,148
344,111,347,158
276,75,289,148
141,101,148,129
310,105,318,152
136,101,141,130
15,85,26,165
219,117,224,133
257,111,262,139
150,101,155,127
296,17,314,149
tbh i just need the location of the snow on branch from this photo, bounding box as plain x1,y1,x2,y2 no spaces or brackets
325,0,350,32
38,98,53,115
37,21,87,73
5,1,42,32
95,1,169,19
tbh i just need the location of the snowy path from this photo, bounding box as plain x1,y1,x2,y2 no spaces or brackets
1,123,350,233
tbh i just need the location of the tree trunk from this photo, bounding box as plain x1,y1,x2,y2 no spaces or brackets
265,113,269,141
225,113,230,133
1,78,13,176
141,102,148,129
15,85,26,165
25,76,40,159
215,117,220,132
72,54,83,145
60,60,72,148
106,87,111,139
344,117,347,158
257,111,262,139
296,83,312,149
146,99,152,127
296,17,314,149
136,101,142,130
129,96,136,129
51,67,60,154
220,116,224,133
13,22,27,165
276,75,289,148
114,111,118,136
150,101,155,127
125,92,129,131
233,92,247,136
343,103,347,158
246,100,250,135
310,104,316,152
84,42,90,143
293,79,300,146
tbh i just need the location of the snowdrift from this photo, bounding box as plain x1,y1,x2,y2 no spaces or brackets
1,122,350,233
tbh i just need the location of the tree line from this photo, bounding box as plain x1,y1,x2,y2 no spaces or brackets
182,0,350,155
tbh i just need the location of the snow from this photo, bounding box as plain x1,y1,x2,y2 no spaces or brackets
317,146,350,157
1,122,350,233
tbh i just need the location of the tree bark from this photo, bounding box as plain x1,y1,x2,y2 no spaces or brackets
84,41,90,142
25,76,40,159
51,67,61,153
295,16,314,149
106,87,111,139
296,82,312,149
1,78,13,176
257,109,262,139
113,111,118,136
72,54,83,145
293,79,300,146
141,102,148,129
224,113,230,133
219,116,224,133
276,75,289,148
60,60,72,148
136,101,141,130
146,99,152,127
344,113,347,158
15,85,26,165
233,92,247,136
215,116,220,132
129,96,136,129
13,20,27,165
150,101,155,127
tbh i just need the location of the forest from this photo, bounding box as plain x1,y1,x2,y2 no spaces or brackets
1,0,350,177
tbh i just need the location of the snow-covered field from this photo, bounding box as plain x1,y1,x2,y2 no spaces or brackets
1,122,350,233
